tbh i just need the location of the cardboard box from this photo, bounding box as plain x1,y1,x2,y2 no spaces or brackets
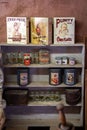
54,17,75,44
31,17,52,45
6,17,29,44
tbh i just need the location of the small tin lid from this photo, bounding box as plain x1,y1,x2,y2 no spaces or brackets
69,57,75,60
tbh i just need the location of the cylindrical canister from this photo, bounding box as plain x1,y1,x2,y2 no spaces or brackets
64,69,77,85
17,68,29,86
55,57,62,65
39,49,50,64
49,68,62,85
62,57,68,65
69,57,76,66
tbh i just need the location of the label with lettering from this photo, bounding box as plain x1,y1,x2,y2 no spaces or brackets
54,17,75,44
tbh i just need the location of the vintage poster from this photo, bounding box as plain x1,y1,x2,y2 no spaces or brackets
54,17,75,44
31,17,52,45
6,17,29,44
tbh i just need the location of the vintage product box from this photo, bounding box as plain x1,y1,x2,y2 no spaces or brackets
6,17,29,44
31,17,52,45
54,17,75,44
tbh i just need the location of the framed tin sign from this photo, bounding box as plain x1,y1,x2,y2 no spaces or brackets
54,17,75,44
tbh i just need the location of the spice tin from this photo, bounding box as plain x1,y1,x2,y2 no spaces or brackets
24,53,31,65
64,69,77,85
39,49,50,64
49,68,62,85
55,57,62,65
17,68,29,86
69,57,75,65
62,57,68,64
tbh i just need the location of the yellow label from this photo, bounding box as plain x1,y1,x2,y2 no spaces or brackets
31,17,48,45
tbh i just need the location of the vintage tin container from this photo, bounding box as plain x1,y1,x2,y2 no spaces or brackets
64,69,77,85
17,68,29,86
55,57,62,65
6,17,29,44
24,53,31,65
54,17,75,44
49,68,62,85
69,57,75,65
31,17,52,45
62,57,68,64
39,49,50,64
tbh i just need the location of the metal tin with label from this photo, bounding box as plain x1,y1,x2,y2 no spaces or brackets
69,57,75,65
49,68,62,85
17,68,29,86
55,57,62,65
62,57,68,64
64,69,77,85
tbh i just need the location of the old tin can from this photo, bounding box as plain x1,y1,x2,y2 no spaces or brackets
24,53,31,65
39,49,50,64
69,57,75,65
17,68,29,86
62,57,68,64
49,68,62,85
64,69,77,85
55,57,62,65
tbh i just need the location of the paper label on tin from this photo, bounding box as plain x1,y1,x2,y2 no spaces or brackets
66,72,74,84
51,72,59,85
54,17,75,44
20,73,28,85
6,17,29,44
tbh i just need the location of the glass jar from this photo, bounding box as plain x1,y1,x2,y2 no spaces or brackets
39,49,50,64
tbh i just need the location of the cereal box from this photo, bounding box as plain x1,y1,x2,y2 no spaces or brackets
31,17,52,45
54,17,75,44
6,17,29,44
